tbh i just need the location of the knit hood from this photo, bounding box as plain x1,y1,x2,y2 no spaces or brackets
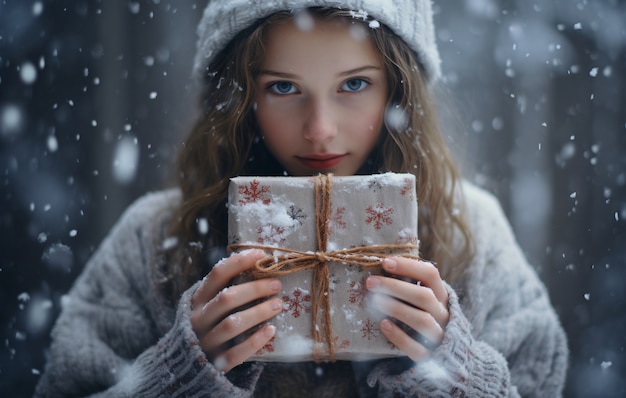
193,0,441,84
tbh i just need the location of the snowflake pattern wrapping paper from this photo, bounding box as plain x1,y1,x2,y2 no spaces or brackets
228,173,418,362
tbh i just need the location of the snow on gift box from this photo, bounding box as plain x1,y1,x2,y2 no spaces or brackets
227,173,420,362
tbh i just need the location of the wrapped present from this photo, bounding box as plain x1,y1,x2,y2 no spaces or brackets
227,173,419,362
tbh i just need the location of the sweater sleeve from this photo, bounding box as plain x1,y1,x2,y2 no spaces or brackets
34,191,264,397
364,184,568,397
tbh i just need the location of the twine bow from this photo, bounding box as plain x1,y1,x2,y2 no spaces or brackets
228,174,420,361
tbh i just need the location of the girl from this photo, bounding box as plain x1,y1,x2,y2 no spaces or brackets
35,1,568,397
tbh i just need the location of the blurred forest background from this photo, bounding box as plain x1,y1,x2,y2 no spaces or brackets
1,1,624,397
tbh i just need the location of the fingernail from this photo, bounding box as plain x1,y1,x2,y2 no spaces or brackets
264,324,276,337
366,276,381,289
251,249,266,258
383,258,397,271
381,319,393,332
269,279,281,292
271,299,282,310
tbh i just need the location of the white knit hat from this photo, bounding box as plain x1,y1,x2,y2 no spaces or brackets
193,0,441,83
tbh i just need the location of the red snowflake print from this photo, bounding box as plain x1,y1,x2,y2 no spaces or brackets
283,288,312,318
256,224,286,245
256,335,275,355
365,203,395,230
238,179,271,205
329,207,347,235
348,277,368,307
361,319,379,340
400,177,415,202
387,338,399,351
332,335,351,351
396,232,418,246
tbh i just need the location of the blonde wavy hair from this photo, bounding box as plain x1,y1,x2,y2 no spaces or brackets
162,8,474,300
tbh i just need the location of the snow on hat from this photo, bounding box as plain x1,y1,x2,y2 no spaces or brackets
193,0,441,83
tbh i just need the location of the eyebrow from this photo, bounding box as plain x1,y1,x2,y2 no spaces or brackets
258,65,382,79
337,65,382,77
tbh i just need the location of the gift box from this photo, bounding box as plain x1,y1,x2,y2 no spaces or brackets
228,173,419,362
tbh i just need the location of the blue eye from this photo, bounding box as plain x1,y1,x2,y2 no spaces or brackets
269,81,297,94
341,78,368,92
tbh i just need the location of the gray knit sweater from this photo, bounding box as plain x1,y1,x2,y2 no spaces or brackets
35,183,568,397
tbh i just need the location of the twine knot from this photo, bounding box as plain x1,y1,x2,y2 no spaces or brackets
315,252,331,263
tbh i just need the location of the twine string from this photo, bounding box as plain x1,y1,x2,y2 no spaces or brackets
313,173,332,360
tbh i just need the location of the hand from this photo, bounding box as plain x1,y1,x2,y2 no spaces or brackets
366,257,449,362
190,249,283,372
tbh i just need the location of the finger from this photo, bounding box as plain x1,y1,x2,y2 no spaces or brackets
382,257,448,303
191,278,282,334
213,324,277,373
371,293,443,346
366,275,448,326
379,319,430,362
192,249,266,306
200,297,283,351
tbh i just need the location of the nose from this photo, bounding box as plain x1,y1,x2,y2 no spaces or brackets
303,98,338,143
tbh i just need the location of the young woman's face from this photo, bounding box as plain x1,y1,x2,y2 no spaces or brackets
254,16,388,176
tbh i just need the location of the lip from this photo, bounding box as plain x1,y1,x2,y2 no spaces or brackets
297,154,346,170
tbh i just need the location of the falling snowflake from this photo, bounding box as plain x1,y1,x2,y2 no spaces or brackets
283,288,312,318
238,179,271,205
365,203,395,230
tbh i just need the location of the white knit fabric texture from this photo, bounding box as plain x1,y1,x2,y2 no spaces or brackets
193,0,441,83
